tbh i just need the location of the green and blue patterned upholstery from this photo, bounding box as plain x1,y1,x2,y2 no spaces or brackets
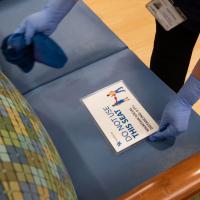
0,73,77,200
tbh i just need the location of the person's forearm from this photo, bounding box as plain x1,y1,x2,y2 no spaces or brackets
46,0,78,10
45,0,78,20
177,59,200,106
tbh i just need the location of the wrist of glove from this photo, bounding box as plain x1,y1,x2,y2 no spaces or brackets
178,75,200,105
14,0,77,45
149,75,200,142
44,0,78,22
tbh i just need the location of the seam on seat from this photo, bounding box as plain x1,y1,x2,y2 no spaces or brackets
23,46,128,95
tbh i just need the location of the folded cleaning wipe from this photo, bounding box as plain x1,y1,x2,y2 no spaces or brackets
1,33,67,73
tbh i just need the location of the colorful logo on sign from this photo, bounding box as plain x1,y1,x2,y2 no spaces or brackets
107,86,130,107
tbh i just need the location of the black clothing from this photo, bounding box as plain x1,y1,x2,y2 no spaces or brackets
174,0,200,32
150,1,200,92
150,22,199,92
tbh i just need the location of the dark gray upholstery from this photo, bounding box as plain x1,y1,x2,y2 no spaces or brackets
25,49,200,200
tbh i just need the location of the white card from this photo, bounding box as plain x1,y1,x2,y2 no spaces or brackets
146,0,187,31
82,81,159,153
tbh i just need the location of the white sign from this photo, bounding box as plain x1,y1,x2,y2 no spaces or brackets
146,0,187,31
82,81,159,153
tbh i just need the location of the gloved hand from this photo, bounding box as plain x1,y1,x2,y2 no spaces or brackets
149,76,200,141
14,0,77,45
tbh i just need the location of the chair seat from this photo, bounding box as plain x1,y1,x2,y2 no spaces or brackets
24,49,200,200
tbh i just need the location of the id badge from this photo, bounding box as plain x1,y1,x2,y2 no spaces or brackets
146,0,187,31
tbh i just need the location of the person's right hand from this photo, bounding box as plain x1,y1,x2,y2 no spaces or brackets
14,10,59,45
149,96,192,141
149,75,200,142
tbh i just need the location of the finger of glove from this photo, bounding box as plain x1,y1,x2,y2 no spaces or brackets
148,125,176,142
159,112,169,128
159,122,169,132
43,28,54,36
24,23,35,45
6,22,26,47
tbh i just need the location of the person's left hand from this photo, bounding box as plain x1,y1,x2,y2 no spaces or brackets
149,96,192,141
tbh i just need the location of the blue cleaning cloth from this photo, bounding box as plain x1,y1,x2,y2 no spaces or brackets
1,33,68,73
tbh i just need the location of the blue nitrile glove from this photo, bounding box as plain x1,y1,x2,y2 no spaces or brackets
149,76,200,141
14,0,77,45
